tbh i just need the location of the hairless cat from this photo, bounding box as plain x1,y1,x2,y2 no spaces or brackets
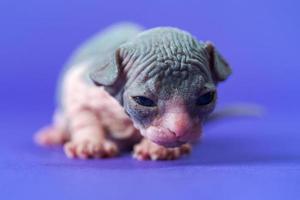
35,23,233,160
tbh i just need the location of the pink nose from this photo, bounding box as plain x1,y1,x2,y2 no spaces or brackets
142,123,201,147
162,112,192,139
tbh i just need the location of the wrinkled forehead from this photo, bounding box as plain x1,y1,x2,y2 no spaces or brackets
145,64,211,100
125,65,215,104
123,29,214,99
123,64,212,104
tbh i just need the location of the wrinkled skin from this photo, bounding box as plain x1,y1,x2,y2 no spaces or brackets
122,67,214,147
35,23,231,160
91,27,231,147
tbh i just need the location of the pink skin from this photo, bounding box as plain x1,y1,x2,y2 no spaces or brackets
35,64,194,160
36,65,141,159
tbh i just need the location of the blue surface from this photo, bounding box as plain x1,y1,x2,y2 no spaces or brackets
0,0,300,199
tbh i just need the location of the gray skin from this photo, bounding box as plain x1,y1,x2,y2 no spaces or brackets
56,23,144,107
88,23,232,148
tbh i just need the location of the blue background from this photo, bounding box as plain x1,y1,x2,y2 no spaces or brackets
0,0,300,199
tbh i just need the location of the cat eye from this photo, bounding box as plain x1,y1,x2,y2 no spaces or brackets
132,96,156,107
196,92,215,106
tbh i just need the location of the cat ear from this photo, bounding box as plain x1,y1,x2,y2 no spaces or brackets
89,48,125,96
204,42,232,83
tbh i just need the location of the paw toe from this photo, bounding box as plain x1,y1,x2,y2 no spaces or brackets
103,142,118,157
64,142,76,159
64,140,119,159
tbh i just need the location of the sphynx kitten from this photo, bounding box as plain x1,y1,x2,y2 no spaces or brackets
35,23,232,160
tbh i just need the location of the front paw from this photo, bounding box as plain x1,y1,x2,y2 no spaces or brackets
64,139,119,159
133,139,191,161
